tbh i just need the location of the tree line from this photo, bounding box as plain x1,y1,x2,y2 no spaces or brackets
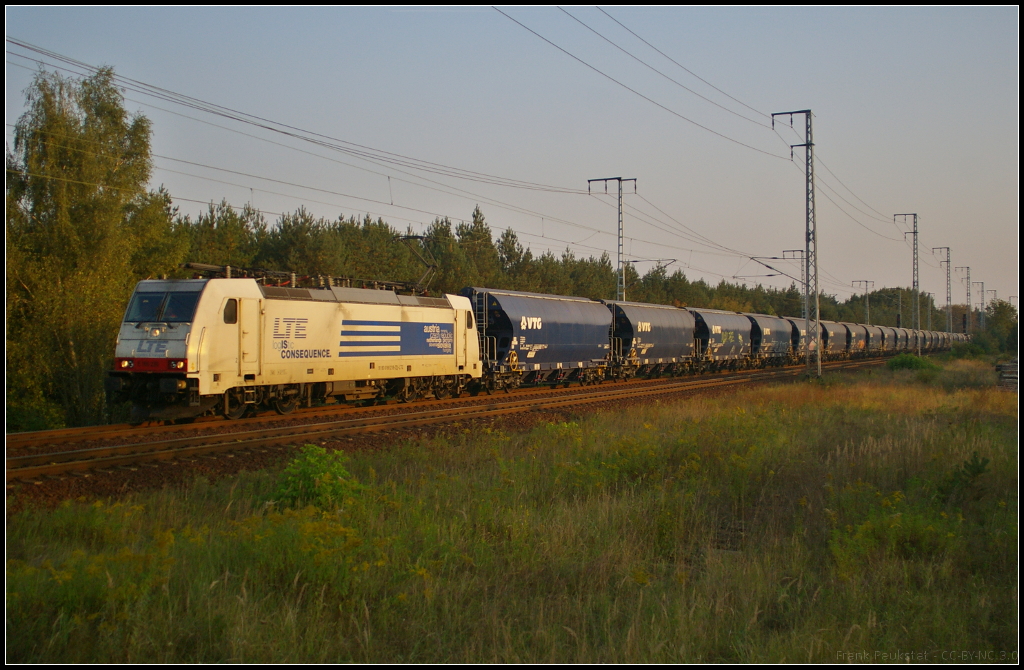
7,68,1016,430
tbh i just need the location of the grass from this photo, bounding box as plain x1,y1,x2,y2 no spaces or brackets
6,359,1018,662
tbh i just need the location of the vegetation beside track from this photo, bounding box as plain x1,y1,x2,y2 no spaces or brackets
6,358,1016,663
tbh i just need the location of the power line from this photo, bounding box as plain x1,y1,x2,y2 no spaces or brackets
7,38,872,298
6,57,622,244
490,8,789,160
785,155,903,242
22,118,803,291
557,7,769,127
7,34,927,269
775,115,908,235
596,7,769,121
6,39,588,194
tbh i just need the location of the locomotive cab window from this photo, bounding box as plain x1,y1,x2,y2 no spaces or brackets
467,311,475,330
223,299,238,324
125,291,201,323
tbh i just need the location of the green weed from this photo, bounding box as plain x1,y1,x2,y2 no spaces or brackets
887,353,940,371
274,444,364,509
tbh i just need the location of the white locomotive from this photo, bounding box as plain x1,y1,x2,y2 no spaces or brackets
106,275,481,423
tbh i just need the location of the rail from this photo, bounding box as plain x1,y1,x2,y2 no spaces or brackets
7,360,881,483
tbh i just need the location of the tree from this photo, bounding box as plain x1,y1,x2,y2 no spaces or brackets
984,299,1018,352
6,67,184,428
496,228,532,289
182,200,267,270
425,216,475,296
456,206,503,288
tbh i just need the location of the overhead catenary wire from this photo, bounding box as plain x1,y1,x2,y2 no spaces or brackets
7,38,909,301
6,39,587,195
10,130,627,247
489,8,790,160
596,7,770,121
21,124,811,292
496,15,913,258
556,7,770,128
9,78,817,294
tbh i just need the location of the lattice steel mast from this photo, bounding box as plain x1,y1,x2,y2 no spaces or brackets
853,281,874,323
956,266,971,332
588,177,636,301
896,214,919,351
933,247,951,332
773,110,819,377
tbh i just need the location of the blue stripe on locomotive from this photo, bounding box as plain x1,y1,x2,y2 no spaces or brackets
337,320,454,357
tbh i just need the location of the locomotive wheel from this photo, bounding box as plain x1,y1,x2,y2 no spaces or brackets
273,397,298,415
224,398,247,420
434,380,452,400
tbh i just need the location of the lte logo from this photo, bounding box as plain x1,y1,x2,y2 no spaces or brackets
273,317,308,339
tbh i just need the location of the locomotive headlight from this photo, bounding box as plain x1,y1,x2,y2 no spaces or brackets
169,360,185,369
120,359,133,368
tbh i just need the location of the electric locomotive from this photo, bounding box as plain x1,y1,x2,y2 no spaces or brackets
107,273,481,423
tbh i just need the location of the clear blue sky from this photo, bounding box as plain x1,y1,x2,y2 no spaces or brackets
6,7,1018,306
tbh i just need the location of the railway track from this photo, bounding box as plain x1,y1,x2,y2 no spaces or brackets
5,371,737,452
6,359,880,483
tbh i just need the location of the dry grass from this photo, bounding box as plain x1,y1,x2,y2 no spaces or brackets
7,363,1018,662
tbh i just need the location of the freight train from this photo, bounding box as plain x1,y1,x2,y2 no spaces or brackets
106,268,966,423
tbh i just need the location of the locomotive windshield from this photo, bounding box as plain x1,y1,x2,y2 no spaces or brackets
125,291,201,323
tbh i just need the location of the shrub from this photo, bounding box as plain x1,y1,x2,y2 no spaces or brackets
886,354,940,371
949,342,987,359
274,445,363,509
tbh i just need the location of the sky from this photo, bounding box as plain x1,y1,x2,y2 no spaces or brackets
5,7,1019,308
